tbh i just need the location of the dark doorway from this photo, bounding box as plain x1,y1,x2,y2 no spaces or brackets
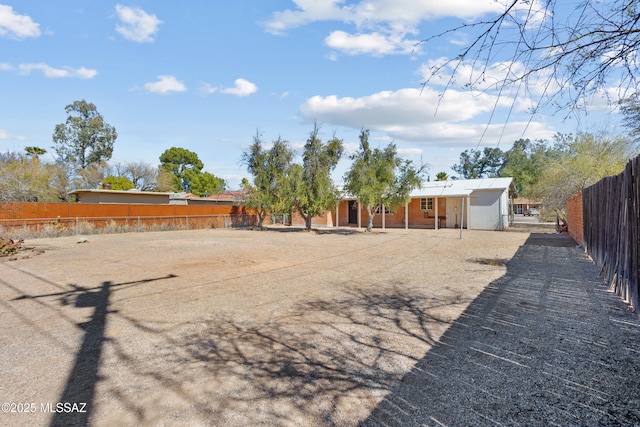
348,200,358,224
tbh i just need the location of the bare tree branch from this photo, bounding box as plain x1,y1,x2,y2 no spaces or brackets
422,0,640,115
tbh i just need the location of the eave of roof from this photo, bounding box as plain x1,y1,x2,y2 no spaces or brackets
410,177,515,198
68,189,173,196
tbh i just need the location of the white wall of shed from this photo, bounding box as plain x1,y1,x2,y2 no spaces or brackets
468,190,504,230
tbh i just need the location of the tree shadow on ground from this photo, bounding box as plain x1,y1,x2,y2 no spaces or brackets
359,233,640,426
313,228,359,235
259,226,360,235
98,285,463,425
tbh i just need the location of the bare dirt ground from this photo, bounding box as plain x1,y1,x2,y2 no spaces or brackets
0,227,530,426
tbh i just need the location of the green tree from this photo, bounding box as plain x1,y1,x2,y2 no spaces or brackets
531,131,636,223
53,100,117,172
501,139,559,196
435,171,449,181
452,147,504,179
24,146,46,161
344,129,425,232
292,123,343,231
155,167,180,192
159,148,226,196
186,170,226,197
159,147,204,191
101,175,135,191
241,132,294,228
620,94,640,145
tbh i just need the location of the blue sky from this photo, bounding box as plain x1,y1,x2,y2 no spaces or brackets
0,1,623,189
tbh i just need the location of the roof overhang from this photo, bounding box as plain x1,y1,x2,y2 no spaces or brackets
68,189,173,196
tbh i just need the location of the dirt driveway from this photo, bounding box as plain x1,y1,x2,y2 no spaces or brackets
0,227,529,426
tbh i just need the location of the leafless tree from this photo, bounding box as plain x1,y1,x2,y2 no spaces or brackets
109,161,159,191
423,0,640,116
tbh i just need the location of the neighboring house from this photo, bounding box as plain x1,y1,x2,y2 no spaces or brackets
171,191,245,206
70,189,173,204
69,189,246,206
336,177,516,231
511,198,543,215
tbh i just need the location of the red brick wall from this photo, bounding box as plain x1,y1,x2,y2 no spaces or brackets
566,193,583,245
336,198,447,228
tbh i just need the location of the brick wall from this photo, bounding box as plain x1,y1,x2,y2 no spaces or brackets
336,198,448,228
566,192,583,245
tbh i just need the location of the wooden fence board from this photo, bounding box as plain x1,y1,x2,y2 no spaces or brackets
583,156,640,310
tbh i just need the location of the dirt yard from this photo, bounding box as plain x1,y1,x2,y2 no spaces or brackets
0,227,530,426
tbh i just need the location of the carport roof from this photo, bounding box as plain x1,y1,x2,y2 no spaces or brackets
409,177,515,198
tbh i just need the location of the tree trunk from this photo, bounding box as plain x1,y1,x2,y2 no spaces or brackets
257,210,266,228
304,215,312,231
366,205,374,232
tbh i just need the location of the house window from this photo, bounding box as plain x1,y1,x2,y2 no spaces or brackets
376,204,396,215
420,198,433,210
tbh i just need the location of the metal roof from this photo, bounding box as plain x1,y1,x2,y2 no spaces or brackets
408,177,515,198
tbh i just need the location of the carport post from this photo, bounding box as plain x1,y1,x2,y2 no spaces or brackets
459,196,465,239
404,202,408,230
357,201,361,228
435,198,439,230
335,204,339,227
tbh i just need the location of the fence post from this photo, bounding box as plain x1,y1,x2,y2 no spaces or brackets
76,217,79,235
186,215,189,231
137,216,140,232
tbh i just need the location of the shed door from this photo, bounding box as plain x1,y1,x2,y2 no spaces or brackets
468,190,501,230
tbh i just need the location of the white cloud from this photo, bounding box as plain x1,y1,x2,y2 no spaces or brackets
221,78,258,97
325,30,418,56
2,63,98,79
143,75,187,94
300,86,556,146
265,1,551,58
199,83,218,95
115,4,162,43
0,129,26,140
264,0,353,35
0,5,40,39
266,0,507,34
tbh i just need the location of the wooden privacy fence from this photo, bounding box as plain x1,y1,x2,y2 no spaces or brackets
0,202,258,238
583,156,640,310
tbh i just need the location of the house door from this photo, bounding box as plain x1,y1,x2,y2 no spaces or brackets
348,201,358,224
446,198,463,228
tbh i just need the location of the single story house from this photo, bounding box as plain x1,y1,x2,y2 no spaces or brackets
335,177,516,231
69,189,245,206
70,189,173,204
511,198,542,214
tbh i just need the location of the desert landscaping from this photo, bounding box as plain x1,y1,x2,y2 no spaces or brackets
0,227,530,426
